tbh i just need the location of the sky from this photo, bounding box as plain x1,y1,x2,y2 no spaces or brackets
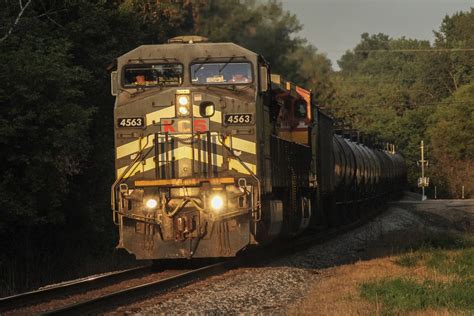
280,0,473,70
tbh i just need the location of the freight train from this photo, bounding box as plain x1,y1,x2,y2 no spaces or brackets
110,36,406,260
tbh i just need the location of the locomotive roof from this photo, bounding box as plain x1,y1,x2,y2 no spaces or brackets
117,42,258,65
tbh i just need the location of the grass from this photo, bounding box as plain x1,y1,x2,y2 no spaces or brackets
427,248,474,278
361,231,474,314
394,251,422,267
361,278,474,314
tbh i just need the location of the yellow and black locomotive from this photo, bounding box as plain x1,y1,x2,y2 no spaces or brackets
110,36,406,260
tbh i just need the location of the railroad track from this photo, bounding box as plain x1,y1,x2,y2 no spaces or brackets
0,260,234,315
44,261,234,315
0,265,151,313
0,209,383,315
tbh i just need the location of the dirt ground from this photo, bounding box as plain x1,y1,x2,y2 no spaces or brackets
286,194,474,316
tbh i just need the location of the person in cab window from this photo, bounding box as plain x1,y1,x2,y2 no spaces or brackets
135,75,146,85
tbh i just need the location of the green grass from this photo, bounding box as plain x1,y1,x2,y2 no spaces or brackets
360,278,474,314
364,231,474,314
393,232,474,276
427,248,474,278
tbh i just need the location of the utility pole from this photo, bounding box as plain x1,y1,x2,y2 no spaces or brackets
418,140,429,201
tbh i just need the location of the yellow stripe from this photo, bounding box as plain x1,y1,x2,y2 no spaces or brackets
116,156,156,178
117,106,225,159
231,137,256,155
117,133,256,162
116,151,256,178
116,140,140,160
229,159,256,174
146,106,175,126
116,134,154,159
117,147,216,178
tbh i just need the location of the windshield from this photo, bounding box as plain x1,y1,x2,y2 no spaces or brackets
123,64,183,87
191,62,253,85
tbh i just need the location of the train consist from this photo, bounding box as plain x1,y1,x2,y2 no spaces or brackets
110,36,406,260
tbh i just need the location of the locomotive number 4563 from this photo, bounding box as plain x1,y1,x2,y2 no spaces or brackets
117,117,144,128
224,114,253,125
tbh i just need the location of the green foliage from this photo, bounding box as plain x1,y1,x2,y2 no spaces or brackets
198,1,303,77
0,22,92,229
434,8,474,90
427,82,474,197
285,44,334,105
429,83,474,161
332,7,474,197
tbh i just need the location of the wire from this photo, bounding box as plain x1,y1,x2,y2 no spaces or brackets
331,76,474,84
323,99,474,109
353,48,474,53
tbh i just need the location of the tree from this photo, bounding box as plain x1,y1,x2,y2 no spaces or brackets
428,82,474,198
434,8,474,90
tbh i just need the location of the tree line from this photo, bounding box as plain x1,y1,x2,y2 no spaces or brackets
0,0,471,294
330,9,474,199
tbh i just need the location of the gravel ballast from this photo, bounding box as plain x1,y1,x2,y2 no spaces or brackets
116,204,426,315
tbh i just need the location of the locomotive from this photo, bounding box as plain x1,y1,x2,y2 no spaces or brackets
110,36,406,260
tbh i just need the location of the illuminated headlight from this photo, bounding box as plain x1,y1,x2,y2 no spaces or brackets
210,195,224,211
178,105,190,116
176,95,191,117
145,198,158,209
178,95,190,106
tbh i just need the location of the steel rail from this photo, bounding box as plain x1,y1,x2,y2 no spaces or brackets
42,260,234,315
0,265,149,312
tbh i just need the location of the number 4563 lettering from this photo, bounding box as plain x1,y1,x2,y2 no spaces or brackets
117,117,144,128
224,114,252,125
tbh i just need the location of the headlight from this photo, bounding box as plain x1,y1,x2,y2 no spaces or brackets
145,198,158,209
178,105,190,116
210,195,224,211
176,95,191,117
178,95,190,106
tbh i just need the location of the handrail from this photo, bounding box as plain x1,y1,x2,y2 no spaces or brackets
111,135,151,221
218,135,261,221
